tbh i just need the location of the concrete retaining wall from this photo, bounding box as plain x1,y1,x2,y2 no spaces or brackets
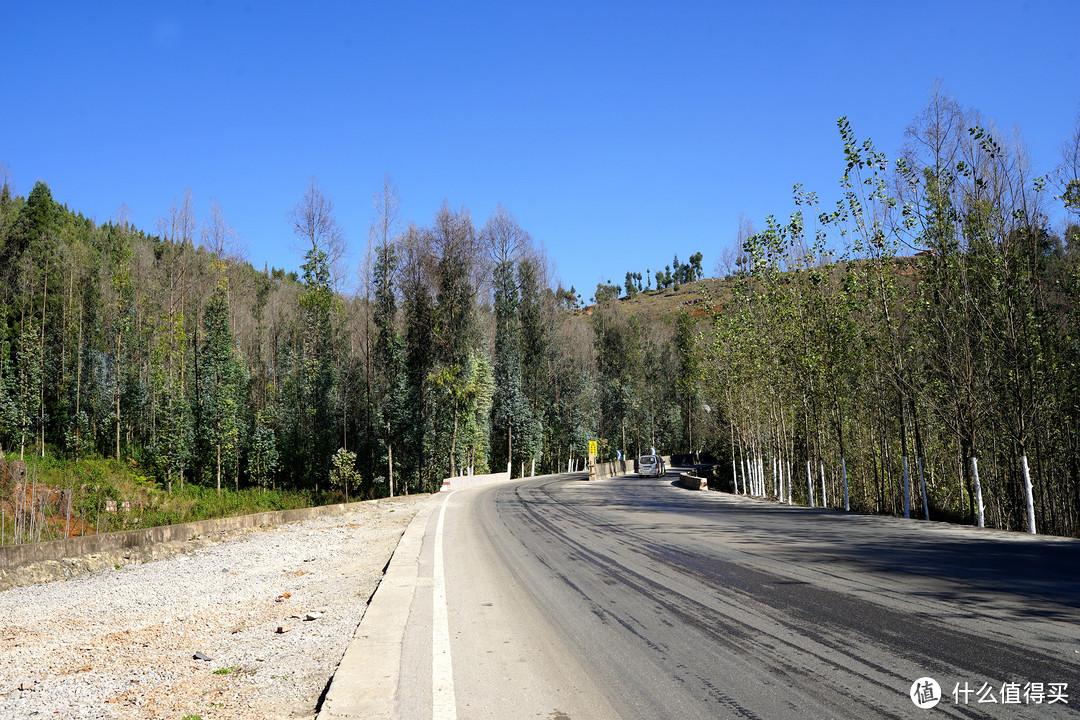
0,499,387,572
677,472,708,491
439,471,512,492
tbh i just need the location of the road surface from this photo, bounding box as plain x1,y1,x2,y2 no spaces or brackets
395,471,1080,718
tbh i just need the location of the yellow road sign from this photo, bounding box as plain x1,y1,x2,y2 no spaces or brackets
588,440,597,456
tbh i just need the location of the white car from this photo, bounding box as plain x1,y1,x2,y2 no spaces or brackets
637,455,665,477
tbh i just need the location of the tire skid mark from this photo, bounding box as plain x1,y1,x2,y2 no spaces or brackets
490,478,919,718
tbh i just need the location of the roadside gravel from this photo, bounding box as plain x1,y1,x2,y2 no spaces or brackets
0,493,436,720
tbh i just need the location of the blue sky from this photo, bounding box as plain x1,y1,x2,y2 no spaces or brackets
2,1,1078,297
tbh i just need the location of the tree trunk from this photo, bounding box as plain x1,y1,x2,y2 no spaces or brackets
917,457,929,520
970,456,985,528
1021,453,1036,534
116,327,122,461
388,422,395,498
841,456,850,512
819,458,827,508
902,456,911,519
449,404,458,481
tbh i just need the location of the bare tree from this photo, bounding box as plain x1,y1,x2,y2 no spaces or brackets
1057,108,1080,224
483,204,530,267
716,213,755,276
0,161,13,195
289,176,348,290
158,188,197,245
362,174,401,298
202,199,246,263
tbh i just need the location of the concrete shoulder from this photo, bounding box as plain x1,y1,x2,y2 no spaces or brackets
318,495,440,719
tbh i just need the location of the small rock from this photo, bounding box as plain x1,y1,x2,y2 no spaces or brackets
193,651,213,661
304,613,323,621
276,625,292,634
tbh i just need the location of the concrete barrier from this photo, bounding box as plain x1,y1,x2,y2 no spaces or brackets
439,471,511,492
592,460,631,480
677,472,708,491
591,455,674,481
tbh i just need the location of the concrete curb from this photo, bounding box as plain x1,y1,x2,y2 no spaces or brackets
317,494,441,719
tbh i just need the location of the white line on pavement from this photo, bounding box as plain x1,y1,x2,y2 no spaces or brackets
432,491,457,720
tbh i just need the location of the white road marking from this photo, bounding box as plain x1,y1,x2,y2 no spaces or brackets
432,491,457,719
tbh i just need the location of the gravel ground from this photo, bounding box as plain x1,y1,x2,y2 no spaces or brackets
0,494,435,720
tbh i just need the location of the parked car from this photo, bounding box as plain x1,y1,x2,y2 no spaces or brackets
637,454,665,477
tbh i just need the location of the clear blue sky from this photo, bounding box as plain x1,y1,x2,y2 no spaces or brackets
2,1,1078,297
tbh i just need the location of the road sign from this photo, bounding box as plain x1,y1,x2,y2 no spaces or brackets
588,440,597,456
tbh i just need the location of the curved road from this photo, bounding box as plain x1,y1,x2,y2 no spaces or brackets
396,471,1080,719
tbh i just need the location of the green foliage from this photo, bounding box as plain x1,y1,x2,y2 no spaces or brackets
329,447,360,501
249,409,279,488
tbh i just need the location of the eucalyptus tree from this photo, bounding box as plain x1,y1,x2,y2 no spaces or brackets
429,203,483,482
197,275,246,494
149,310,191,492
484,206,529,473
288,178,345,490
371,179,406,495
400,223,436,491
516,258,547,469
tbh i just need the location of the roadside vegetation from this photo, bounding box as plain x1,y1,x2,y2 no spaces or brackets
1,83,1078,540
0,450,322,544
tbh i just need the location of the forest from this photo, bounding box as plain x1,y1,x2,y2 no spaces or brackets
1,88,1079,538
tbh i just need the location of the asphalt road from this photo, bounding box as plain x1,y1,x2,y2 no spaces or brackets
397,471,1080,719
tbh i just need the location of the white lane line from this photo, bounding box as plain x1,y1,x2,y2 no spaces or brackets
432,491,457,720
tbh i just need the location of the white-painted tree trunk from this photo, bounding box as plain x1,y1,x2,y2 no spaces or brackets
970,456,984,528
531,459,535,477
917,457,929,520
778,454,785,504
787,460,793,505
819,459,827,508
1021,454,1036,534
806,460,815,508
901,456,911,519
757,455,765,497
841,457,849,512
